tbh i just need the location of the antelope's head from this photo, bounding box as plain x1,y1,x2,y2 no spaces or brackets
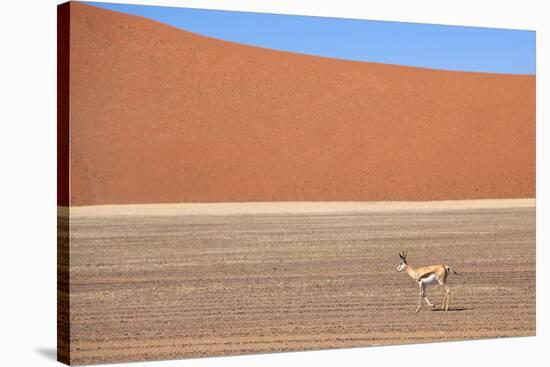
396,251,408,272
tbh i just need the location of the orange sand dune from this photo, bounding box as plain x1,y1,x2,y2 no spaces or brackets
63,2,535,206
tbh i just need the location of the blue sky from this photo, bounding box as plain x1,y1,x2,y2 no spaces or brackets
86,1,536,75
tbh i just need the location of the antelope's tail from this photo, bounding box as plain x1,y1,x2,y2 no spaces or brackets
445,265,458,275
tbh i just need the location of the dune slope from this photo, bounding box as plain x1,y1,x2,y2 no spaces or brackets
65,2,535,206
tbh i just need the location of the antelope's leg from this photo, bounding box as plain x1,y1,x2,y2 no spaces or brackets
445,289,452,311
441,284,451,311
416,283,423,312
422,286,434,307
440,283,449,310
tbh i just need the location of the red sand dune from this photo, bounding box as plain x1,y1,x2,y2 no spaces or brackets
62,2,535,206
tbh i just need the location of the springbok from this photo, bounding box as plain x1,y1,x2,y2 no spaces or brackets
396,251,457,312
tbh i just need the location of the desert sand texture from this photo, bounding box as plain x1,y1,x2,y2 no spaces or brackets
59,200,535,364
66,3,535,206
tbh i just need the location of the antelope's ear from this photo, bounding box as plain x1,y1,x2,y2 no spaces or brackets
399,253,404,260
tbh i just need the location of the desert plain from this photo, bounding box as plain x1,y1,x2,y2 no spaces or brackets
59,199,535,365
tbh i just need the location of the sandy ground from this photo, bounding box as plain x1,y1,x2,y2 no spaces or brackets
66,199,535,217
60,200,535,364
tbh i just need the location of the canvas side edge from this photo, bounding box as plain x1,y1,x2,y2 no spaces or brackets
57,2,71,365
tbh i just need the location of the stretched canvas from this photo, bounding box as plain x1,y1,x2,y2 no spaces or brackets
57,1,536,365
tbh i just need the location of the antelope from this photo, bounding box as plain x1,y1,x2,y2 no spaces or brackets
396,251,457,312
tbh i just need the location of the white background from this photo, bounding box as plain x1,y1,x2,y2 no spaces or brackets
0,0,546,366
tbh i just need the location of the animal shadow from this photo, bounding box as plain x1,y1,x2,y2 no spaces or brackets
431,307,470,312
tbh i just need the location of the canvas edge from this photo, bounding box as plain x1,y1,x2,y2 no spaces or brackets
57,1,71,365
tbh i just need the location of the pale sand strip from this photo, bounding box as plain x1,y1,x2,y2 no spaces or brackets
60,199,535,217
